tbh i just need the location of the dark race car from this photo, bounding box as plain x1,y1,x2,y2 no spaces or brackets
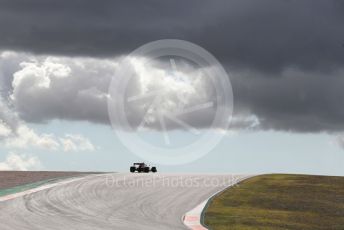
130,163,157,173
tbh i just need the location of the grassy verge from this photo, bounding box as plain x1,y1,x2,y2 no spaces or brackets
0,178,64,197
204,174,344,230
0,174,96,197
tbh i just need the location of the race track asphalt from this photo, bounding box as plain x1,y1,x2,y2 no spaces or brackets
0,173,247,230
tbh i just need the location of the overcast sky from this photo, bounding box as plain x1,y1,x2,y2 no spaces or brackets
0,0,344,173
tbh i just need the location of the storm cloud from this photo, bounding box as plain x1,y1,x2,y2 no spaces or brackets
0,0,344,133
0,0,343,72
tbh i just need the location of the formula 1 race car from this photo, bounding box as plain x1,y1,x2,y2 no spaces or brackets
130,163,157,173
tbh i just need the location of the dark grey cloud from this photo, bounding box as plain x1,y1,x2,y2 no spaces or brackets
1,0,344,133
231,67,344,132
0,0,344,72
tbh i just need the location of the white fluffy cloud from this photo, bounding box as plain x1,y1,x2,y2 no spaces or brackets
0,152,41,171
10,54,115,124
4,51,235,131
60,134,96,152
4,125,60,150
3,124,96,153
1,50,255,132
0,98,18,135
0,91,95,153
0,94,95,152
113,57,218,130
0,120,11,138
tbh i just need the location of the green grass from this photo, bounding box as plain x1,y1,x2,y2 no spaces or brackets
0,174,92,197
0,178,61,197
204,174,344,230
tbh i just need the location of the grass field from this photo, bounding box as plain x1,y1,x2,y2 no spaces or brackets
204,174,344,230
